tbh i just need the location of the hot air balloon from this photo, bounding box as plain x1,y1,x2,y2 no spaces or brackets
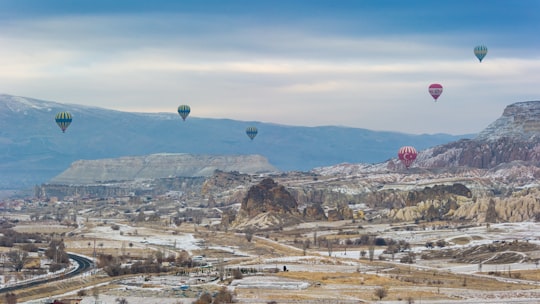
177,105,191,121
398,146,417,169
55,111,72,133
246,126,258,140
428,83,443,101
474,45,488,62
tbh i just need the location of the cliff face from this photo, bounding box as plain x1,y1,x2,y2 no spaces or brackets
417,101,540,169
476,101,540,141
238,178,300,218
231,178,303,230
418,138,540,169
49,153,278,184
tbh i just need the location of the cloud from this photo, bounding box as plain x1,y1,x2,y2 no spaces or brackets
0,8,538,135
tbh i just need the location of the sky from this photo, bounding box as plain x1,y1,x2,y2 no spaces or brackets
0,0,539,135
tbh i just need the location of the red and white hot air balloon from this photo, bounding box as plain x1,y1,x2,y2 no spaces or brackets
428,83,443,101
398,146,418,169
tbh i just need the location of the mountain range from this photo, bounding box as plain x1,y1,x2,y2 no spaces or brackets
0,94,469,190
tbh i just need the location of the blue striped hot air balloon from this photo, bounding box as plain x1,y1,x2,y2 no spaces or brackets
474,45,488,62
246,126,258,140
55,111,72,133
177,105,191,121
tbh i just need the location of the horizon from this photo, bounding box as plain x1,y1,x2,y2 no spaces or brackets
3,92,484,136
0,1,539,135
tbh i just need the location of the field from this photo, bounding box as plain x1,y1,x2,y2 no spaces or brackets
5,217,540,304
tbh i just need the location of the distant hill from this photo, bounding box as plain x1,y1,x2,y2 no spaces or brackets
0,94,469,190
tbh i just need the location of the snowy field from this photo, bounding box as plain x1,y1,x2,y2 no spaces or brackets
18,221,540,303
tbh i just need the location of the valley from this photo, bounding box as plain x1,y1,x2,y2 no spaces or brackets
1,99,539,303
1,205,539,304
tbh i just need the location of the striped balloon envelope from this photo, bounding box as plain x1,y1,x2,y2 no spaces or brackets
177,105,191,121
398,146,417,169
474,45,488,62
428,83,443,102
55,111,72,133
246,126,258,140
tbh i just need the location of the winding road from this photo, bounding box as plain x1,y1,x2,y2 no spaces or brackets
0,253,93,293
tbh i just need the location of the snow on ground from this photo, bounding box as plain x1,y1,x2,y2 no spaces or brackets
77,223,201,252
19,220,540,303
230,275,310,290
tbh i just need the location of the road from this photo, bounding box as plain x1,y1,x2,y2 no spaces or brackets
0,253,93,293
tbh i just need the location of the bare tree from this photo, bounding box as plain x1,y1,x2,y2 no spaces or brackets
368,245,375,262
302,239,309,256
6,250,29,272
244,228,254,242
327,240,333,257
213,286,234,303
374,287,388,301
4,292,17,304
193,292,212,304
116,298,129,304
92,286,100,303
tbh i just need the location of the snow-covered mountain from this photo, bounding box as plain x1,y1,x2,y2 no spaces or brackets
315,100,540,175
416,101,540,169
0,94,467,190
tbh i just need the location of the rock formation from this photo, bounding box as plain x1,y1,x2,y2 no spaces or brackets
230,178,305,230
417,101,540,169
238,178,300,218
49,153,278,184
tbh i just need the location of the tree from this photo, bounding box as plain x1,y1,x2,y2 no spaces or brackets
45,239,68,264
4,292,16,304
374,287,388,301
232,268,243,279
368,245,375,262
135,211,146,222
155,251,164,264
244,228,254,242
436,239,446,248
302,239,309,256
213,287,234,303
400,252,416,264
116,298,129,304
485,198,499,223
193,292,212,304
6,250,29,272
92,286,100,303
327,240,333,257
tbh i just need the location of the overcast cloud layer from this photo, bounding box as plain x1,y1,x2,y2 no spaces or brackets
0,0,539,134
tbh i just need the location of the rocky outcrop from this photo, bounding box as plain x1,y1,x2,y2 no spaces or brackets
303,204,327,220
238,178,300,218
406,184,472,206
50,153,278,184
419,138,540,169
452,188,540,222
390,187,540,223
201,170,254,197
476,101,540,141
37,176,206,199
232,178,303,229
416,101,540,169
